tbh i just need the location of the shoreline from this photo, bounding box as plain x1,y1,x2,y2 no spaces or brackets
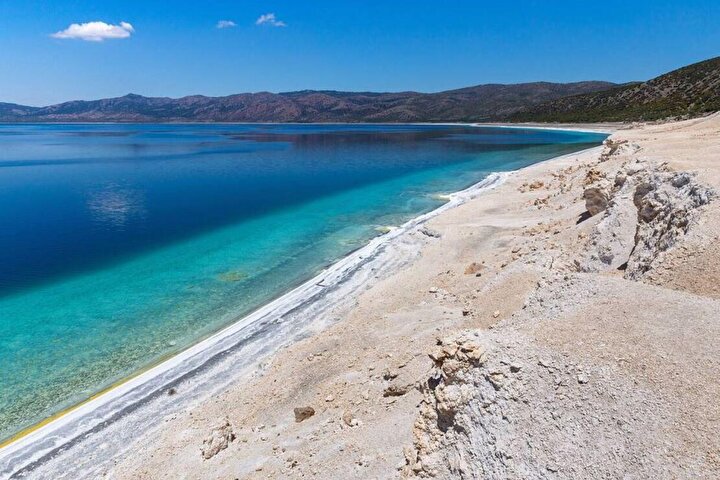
1,143,569,477
472,122,620,134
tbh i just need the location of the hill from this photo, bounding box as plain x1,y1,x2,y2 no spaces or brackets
511,56,720,122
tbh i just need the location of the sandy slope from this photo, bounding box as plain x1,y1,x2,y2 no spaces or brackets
96,114,720,479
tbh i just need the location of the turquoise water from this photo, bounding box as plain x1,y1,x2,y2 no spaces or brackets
0,124,606,440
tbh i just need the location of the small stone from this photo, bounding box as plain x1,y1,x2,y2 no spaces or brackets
383,384,411,397
285,451,300,468
419,227,441,238
464,345,486,363
342,411,360,427
510,363,522,373
577,374,589,384
325,394,335,402
293,406,315,422
429,346,447,362
492,310,500,318
464,262,483,275
538,358,553,368
383,369,398,380
488,371,505,390
528,180,544,191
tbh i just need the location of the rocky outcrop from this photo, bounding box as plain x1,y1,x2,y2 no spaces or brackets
580,172,641,271
403,273,718,479
580,161,713,276
626,169,714,279
403,334,488,478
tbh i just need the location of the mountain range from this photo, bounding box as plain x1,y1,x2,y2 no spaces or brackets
1,56,718,123
0,82,615,123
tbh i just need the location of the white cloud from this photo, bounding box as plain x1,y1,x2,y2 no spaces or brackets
256,13,286,27
51,21,134,42
216,20,237,29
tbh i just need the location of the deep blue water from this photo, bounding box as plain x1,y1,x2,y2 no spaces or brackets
0,124,606,440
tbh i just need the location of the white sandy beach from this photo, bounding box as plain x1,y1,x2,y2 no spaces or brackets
4,115,720,479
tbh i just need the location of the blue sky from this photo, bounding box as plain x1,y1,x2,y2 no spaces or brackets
1,0,719,106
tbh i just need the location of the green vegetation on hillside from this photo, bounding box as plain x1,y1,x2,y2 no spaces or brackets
510,56,720,122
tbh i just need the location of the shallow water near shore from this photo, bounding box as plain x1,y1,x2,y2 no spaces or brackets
0,124,606,441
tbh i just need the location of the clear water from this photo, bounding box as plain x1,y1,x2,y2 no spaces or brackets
0,124,606,441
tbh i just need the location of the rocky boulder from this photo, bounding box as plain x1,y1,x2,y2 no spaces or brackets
293,406,315,423
583,186,610,216
201,419,235,460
